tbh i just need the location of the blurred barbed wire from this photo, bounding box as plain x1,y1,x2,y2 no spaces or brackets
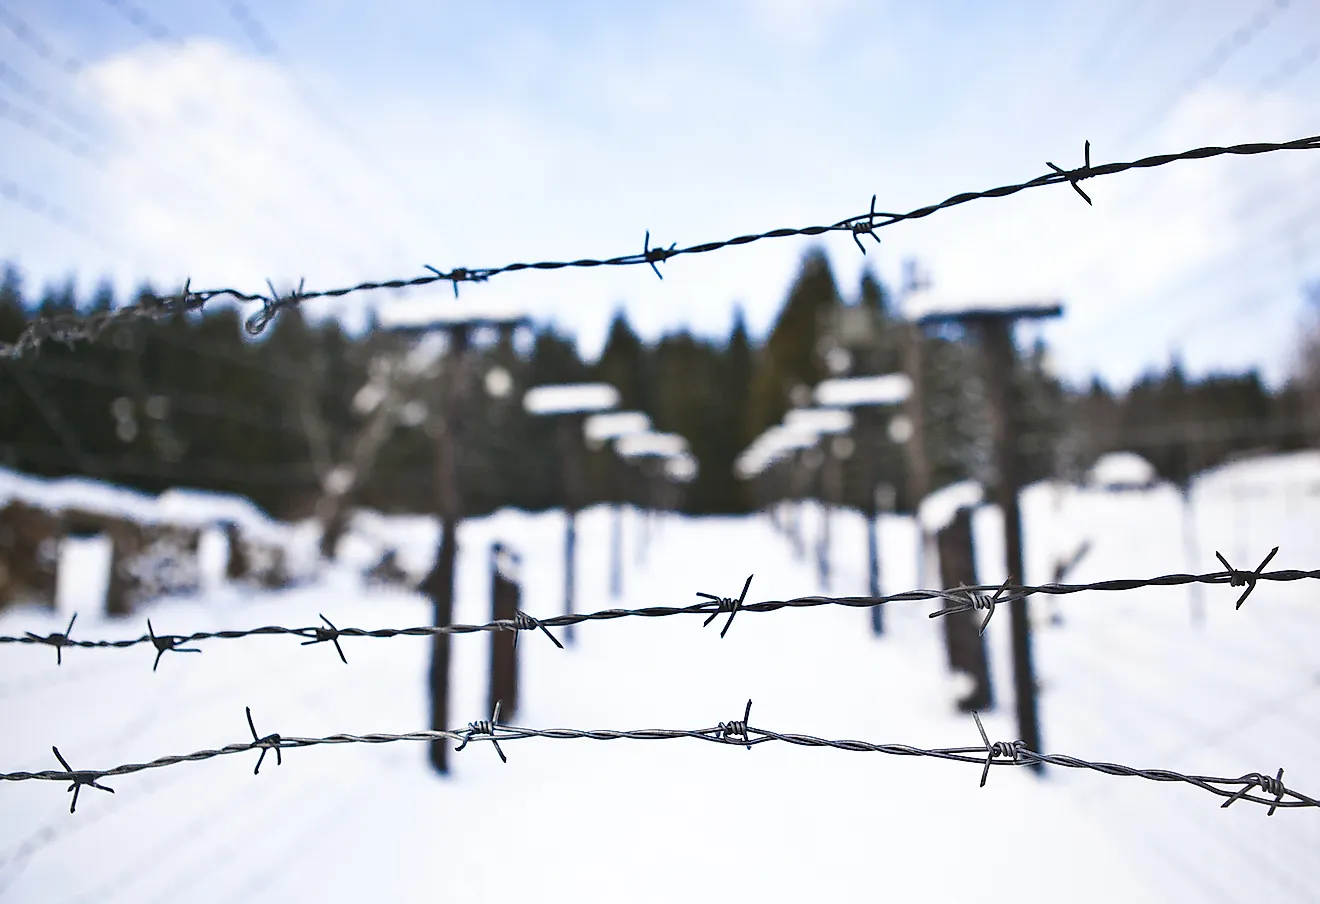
2,549,1308,666
1,703,1311,814
4,134,1319,358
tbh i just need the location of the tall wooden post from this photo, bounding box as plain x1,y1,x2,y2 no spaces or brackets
377,304,529,776
976,316,1042,768
915,300,1061,771
488,542,522,720
422,324,472,775
556,417,586,646
902,322,934,592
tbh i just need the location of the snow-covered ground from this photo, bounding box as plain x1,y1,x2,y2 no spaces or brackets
2,453,1319,903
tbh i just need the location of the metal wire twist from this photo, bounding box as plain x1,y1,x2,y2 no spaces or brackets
3,703,1315,814
3,551,1311,666
4,134,1319,358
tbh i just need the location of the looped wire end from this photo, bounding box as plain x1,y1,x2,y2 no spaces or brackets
146,618,201,672
696,574,754,639
245,277,306,336
1214,547,1279,609
52,746,113,814
1222,767,1287,815
972,711,1024,788
851,194,883,254
512,609,563,651
299,613,348,664
1045,139,1094,206
25,612,77,666
245,706,283,775
643,230,677,280
717,699,755,750
456,700,507,763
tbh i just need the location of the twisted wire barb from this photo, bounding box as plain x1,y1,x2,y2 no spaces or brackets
929,575,1015,636
4,134,1319,358
2,551,1311,666
3,703,1314,814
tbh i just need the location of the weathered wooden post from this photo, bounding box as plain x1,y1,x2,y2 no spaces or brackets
936,505,994,712
523,383,620,646
488,541,522,720
104,518,143,617
0,501,61,612
813,374,912,631
380,299,530,775
584,411,651,601
915,297,1063,772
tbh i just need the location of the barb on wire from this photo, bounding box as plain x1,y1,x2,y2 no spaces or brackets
245,278,306,336
246,706,282,775
1214,546,1279,609
6,133,1320,357
24,613,77,666
718,699,755,750
972,710,1024,787
697,574,754,638
5,708,1316,814
643,230,676,280
928,576,1016,636
456,700,507,763
512,609,564,651
1046,140,1093,205
851,194,883,253
298,614,348,664
2,554,1316,662
50,746,112,814
1221,767,1287,816
423,264,488,298
146,619,201,672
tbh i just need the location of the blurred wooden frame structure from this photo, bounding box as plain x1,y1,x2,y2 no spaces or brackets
381,301,532,775
911,298,1063,772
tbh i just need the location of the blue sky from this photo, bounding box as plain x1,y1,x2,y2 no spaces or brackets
2,0,1318,388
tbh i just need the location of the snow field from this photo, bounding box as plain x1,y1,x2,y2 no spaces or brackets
1,453,1318,902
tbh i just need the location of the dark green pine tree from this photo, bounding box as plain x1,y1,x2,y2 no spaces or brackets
747,247,842,439
0,266,29,471
593,309,647,412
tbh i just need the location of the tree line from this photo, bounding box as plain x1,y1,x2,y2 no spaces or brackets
0,253,1313,522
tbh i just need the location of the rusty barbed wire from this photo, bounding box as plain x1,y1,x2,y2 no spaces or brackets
1,700,1313,814
4,134,1320,359
2,548,1310,667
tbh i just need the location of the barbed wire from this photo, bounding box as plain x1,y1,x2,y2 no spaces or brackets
3,548,1310,668
4,133,1319,359
0,702,1311,814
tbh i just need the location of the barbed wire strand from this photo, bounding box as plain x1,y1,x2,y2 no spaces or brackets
0,701,1311,814
4,133,1319,358
2,549,1310,667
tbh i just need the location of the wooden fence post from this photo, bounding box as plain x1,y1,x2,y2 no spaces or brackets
488,542,522,721
936,506,994,712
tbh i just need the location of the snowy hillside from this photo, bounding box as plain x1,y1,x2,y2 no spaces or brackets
2,455,1319,902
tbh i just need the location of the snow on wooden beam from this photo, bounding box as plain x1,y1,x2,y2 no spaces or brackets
814,374,912,408
584,411,651,443
616,431,688,459
523,383,620,416
784,407,853,435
